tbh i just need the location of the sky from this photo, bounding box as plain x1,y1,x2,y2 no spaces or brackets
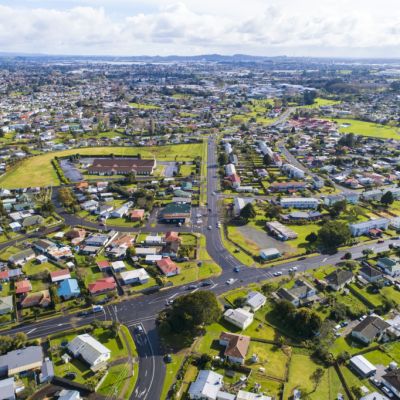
0,0,399,58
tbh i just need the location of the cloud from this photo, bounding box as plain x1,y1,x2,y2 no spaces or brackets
0,1,399,56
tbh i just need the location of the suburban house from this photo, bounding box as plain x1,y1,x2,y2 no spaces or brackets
130,209,145,221
280,197,319,209
377,257,400,277
50,269,71,283
21,290,51,308
269,181,307,192
359,265,383,283
15,280,32,295
245,291,266,312
8,249,35,266
223,308,254,330
57,279,81,300
349,218,389,237
382,369,400,398
0,296,13,315
67,334,111,368
156,257,180,277
65,228,86,245
351,315,390,344
188,370,223,400
276,280,318,307
349,355,377,378
0,377,15,400
233,197,255,217
88,277,116,295
324,269,354,291
219,332,250,364
120,269,150,285
0,346,43,377
58,390,82,400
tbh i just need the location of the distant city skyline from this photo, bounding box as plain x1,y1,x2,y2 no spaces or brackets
0,0,399,58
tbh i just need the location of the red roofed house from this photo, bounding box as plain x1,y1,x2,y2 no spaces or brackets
164,232,181,243
130,209,145,222
96,261,111,271
0,270,9,281
229,174,241,189
65,228,86,245
50,269,71,283
15,280,32,295
88,277,116,295
156,257,180,277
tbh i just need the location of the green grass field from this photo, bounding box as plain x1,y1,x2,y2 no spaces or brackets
0,143,205,188
332,118,400,140
300,98,341,109
129,102,160,110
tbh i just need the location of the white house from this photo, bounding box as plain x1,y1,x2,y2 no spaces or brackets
223,308,254,330
237,391,272,400
377,257,400,277
282,163,305,179
349,218,389,236
280,197,319,209
225,163,236,176
233,197,255,217
188,370,223,400
349,355,376,378
67,334,111,368
382,369,400,399
245,291,266,312
120,269,150,285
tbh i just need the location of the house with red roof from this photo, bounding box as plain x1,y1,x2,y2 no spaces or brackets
96,261,111,271
156,257,180,277
88,277,116,295
130,209,145,221
50,269,71,283
164,232,181,243
15,280,32,295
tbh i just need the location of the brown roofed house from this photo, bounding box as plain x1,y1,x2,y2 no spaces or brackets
130,209,145,221
87,158,156,176
21,290,51,308
156,257,180,277
219,332,250,364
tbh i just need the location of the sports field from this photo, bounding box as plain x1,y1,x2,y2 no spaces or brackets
333,118,400,139
0,143,205,188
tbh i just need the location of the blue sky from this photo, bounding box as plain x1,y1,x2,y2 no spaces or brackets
0,0,398,57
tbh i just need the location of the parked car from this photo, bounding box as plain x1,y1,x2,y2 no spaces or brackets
226,278,237,285
273,271,282,276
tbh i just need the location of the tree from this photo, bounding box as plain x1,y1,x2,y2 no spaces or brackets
265,204,282,220
263,153,273,166
318,221,351,249
240,203,256,221
158,291,221,343
329,200,347,217
343,252,352,260
330,303,347,321
303,90,317,105
305,232,318,244
310,368,325,392
218,153,228,166
381,191,394,206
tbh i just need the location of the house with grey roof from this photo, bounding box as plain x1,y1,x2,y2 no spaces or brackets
325,269,354,291
351,315,390,344
377,257,400,277
0,346,43,377
0,296,13,315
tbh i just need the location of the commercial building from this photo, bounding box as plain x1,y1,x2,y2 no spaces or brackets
0,346,43,377
266,221,298,241
87,158,156,175
159,202,191,224
280,197,319,209
349,218,389,237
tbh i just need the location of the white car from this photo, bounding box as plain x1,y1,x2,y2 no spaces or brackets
208,225,212,230
273,271,282,277
226,278,237,285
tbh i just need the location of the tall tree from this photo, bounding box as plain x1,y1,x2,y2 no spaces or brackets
318,221,351,249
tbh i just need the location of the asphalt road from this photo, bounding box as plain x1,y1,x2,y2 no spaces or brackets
1,133,396,399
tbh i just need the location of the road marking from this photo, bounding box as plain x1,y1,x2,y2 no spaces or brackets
322,257,328,262
26,328,37,335
191,288,199,293
210,283,218,289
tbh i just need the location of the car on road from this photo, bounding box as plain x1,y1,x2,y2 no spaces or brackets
382,386,394,398
165,299,174,306
234,267,240,273
273,271,282,276
216,222,221,228
187,284,198,290
135,325,144,334
377,239,385,243
226,278,237,285
77,311,89,317
201,280,213,287
207,225,212,230
289,266,298,273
